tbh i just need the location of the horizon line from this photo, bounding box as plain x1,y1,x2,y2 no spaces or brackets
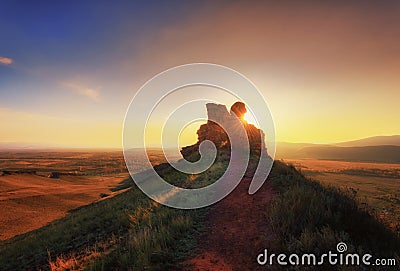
0,134,399,151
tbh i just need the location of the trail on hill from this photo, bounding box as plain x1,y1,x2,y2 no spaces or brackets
184,175,275,271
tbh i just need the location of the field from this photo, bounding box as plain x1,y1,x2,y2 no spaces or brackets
1,150,400,270
0,152,223,271
283,159,400,235
0,149,178,241
1,158,399,270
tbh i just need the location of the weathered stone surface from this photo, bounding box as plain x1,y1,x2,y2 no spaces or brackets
230,101,247,120
206,103,231,125
180,102,267,161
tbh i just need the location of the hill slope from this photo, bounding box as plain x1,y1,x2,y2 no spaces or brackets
1,161,399,270
296,145,400,163
276,135,400,163
335,135,400,147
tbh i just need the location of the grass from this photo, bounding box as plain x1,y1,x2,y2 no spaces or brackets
268,161,400,270
85,202,206,271
82,161,227,271
284,159,400,236
0,187,139,270
2,156,399,270
314,173,400,235
0,156,226,271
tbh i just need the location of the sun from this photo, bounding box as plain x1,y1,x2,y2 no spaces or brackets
243,112,257,125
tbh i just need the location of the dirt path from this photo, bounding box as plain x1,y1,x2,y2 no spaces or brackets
184,176,275,271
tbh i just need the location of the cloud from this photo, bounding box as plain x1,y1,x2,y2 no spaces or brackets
132,1,400,79
62,82,101,102
0,56,13,65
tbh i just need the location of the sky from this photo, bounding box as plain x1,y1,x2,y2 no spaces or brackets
1,1,400,148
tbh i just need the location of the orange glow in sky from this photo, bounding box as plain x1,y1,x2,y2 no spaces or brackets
1,2,399,148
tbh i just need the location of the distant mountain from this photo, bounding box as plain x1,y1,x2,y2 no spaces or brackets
275,135,400,163
275,142,330,159
296,145,400,163
0,142,55,150
334,135,400,147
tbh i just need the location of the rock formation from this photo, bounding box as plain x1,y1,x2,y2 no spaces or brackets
181,102,266,161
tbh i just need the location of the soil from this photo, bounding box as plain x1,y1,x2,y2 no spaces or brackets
184,175,275,271
0,173,127,240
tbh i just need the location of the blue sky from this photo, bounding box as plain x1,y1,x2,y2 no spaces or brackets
1,1,400,147
0,1,205,113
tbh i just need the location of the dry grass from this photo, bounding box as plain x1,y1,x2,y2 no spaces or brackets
269,161,400,271
47,244,105,271
284,159,400,235
48,252,79,271
0,149,177,241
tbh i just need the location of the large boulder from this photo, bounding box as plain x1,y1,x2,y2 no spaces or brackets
230,101,247,120
180,102,267,160
206,103,231,125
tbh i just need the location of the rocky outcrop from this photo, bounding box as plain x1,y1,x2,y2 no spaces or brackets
181,102,266,161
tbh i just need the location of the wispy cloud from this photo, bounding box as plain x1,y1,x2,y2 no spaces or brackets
62,82,101,102
0,56,13,65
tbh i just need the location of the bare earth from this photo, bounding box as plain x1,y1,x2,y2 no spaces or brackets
0,173,127,241
185,176,274,271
